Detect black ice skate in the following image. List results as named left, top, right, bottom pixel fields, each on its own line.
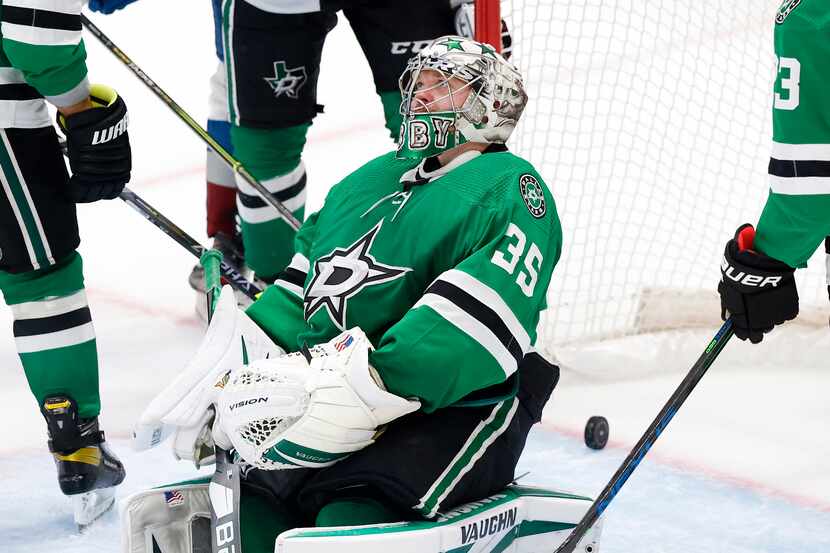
left=42, top=396, right=126, bottom=529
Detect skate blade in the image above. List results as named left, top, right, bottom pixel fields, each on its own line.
left=73, top=487, right=117, bottom=531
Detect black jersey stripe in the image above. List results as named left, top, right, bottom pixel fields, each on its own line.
left=0, top=83, right=42, bottom=101
left=13, top=307, right=92, bottom=337
left=277, top=267, right=307, bottom=287
left=427, top=279, right=524, bottom=367
left=237, top=174, right=306, bottom=209
left=769, top=158, right=830, bottom=178
left=2, top=6, right=82, bottom=31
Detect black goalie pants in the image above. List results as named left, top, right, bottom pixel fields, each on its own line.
left=243, top=352, right=559, bottom=521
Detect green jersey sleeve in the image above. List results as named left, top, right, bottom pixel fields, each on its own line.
left=369, top=171, right=562, bottom=412
left=245, top=209, right=320, bottom=351
left=1, top=0, right=89, bottom=107
left=755, top=0, right=830, bottom=267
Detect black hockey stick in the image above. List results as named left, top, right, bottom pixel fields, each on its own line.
left=81, top=14, right=302, bottom=231
left=119, top=188, right=262, bottom=301
left=57, top=139, right=262, bottom=299
left=554, top=319, right=735, bottom=553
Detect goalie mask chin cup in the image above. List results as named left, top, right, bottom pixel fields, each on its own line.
left=396, top=35, right=528, bottom=160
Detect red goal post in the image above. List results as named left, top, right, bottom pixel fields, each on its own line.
left=474, top=0, right=502, bottom=52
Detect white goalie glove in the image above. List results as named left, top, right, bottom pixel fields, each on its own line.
left=132, top=285, right=285, bottom=464
left=216, top=328, right=421, bottom=470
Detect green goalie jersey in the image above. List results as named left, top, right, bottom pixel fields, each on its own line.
left=755, top=0, right=830, bottom=267
left=247, top=148, right=562, bottom=412
left=0, top=0, right=90, bottom=128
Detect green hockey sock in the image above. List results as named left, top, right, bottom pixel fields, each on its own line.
left=315, top=496, right=406, bottom=527
left=231, top=124, right=309, bottom=278
left=240, top=490, right=302, bottom=553
left=0, top=252, right=100, bottom=418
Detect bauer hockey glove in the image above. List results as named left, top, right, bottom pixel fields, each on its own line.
left=718, top=224, right=798, bottom=343
left=57, top=84, right=131, bottom=203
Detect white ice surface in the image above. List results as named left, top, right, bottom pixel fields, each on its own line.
left=1, top=3, right=829, bottom=552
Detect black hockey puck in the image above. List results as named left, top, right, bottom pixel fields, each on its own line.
left=584, top=416, right=609, bottom=450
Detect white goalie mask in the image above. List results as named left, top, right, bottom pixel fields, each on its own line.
left=396, top=35, right=528, bottom=159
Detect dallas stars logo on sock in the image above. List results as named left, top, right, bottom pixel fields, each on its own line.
left=304, top=220, right=411, bottom=329
left=264, top=61, right=308, bottom=99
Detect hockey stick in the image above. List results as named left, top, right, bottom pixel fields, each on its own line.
left=554, top=319, right=734, bottom=553
left=119, top=188, right=262, bottom=301
left=57, top=138, right=262, bottom=299
left=200, top=252, right=245, bottom=553
left=80, top=14, right=302, bottom=231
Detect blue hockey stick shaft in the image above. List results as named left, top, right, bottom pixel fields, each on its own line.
left=555, top=319, right=734, bottom=553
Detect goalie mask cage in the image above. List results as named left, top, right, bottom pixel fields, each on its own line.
left=475, top=0, right=828, bottom=356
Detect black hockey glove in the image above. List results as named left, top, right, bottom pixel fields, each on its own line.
left=718, top=224, right=798, bottom=343
left=57, top=84, right=131, bottom=203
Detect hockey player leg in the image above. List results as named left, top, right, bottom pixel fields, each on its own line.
left=231, top=124, right=308, bottom=281
left=204, top=2, right=236, bottom=244
left=344, top=0, right=455, bottom=142
left=189, top=57, right=248, bottom=317
left=1, top=253, right=125, bottom=527
left=42, top=395, right=125, bottom=528
left=222, top=3, right=337, bottom=280
left=0, top=125, right=126, bottom=527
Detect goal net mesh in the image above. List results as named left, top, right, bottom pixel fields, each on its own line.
left=497, top=0, right=827, bottom=356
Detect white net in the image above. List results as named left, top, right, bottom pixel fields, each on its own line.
left=499, top=0, right=828, bottom=356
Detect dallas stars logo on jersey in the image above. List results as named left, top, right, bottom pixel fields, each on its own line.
left=304, top=221, right=411, bottom=329
left=776, top=0, right=801, bottom=23
left=519, top=174, right=546, bottom=218
left=264, top=61, right=308, bottom=99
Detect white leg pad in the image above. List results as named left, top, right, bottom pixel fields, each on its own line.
left=275, top=485, right=602, bottom=553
